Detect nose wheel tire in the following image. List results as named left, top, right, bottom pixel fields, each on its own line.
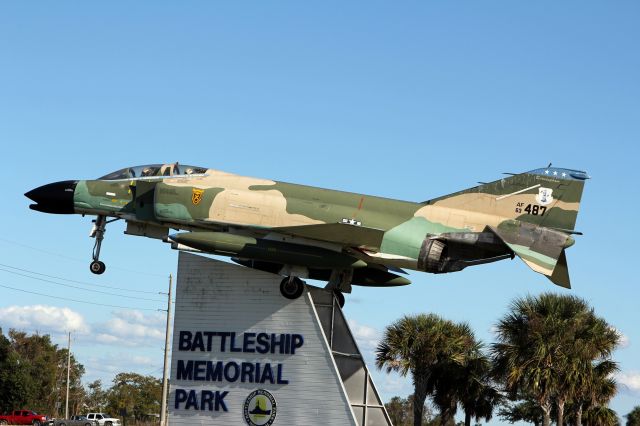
left=280, top=276, right=304, bottom=300
left=333, top=290, right=345, bottom=308
left=90, top=260, right=106, bottom=275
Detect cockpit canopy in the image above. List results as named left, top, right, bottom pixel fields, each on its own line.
left=99, top=163, right=207, bottom=180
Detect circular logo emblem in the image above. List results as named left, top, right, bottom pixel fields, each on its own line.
left=243, top=389, right=277, bottom=426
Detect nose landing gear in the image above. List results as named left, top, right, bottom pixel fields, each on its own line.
left=89, top=260, right=106, bottom=274
left=88, top=215, right=119, bottom=275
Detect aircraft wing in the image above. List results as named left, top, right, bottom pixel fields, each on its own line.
left=488, top=224, right=571, bottom=288
left=271, top=223, right=386, bottom=250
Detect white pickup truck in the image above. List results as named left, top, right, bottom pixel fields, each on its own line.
left=84, top=414, right=120, bottom=426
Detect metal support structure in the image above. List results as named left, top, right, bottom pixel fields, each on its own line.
left=308, top=287, right=392, bottom=425
left=65, top=331, right=71, bottom=420
left=329, top=295, right=335, bottom=348
left=160, top=274, right=173, bottom=426
left=168, top=253, right=390, bottom=425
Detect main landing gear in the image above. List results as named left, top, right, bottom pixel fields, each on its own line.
left=279, top=276, right=346, bottom=308
left=332, top=290, right=345, bottom=308
left=89, top=215, right=119, bottom=275
left=279, top=276, right=304, bottom=300
left=326, top=268, right=351, bottom=308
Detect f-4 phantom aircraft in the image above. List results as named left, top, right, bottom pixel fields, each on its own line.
left=25, top=163, right=587, bottom=306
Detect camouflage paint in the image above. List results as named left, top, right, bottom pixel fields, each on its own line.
left=60, top=164, right=588, bottom=287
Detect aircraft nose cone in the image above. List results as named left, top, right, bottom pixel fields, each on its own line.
left=25, top=180, right=77, bottom=214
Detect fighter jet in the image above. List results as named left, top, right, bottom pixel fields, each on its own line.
left=25, top=163, right=587, bottom=306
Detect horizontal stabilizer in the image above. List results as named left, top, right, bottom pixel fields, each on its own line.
left=548, top=249, right=570, bottom=288
left=272, top=223, right=385, bottom=250
left=489, top=225, right=571, bottom=289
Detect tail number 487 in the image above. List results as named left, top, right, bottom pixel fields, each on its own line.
left=515, top=203, right=547, bottom=216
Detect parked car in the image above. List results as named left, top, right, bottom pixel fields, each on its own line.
left=0, top=410, right=49, bottom=425
left=84, top=414, right=120, bottom=426
left=53, top=415, right=97, bottom=426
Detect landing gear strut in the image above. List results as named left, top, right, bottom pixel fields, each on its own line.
left=325, top=268, right=351, bottom=308
left=89, top=215, right=118, bottom=275
left=280, top=276, right=305, bottom=300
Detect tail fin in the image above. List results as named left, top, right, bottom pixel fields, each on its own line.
left=427, top=166, right=589, bottom=232
left=426, top=166, right=589, bottom=288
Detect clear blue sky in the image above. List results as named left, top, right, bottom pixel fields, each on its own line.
left=1, top=1, right=639, bottom=422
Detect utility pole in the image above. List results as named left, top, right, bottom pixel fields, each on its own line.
left=160, top=274, right=173, bottom=426
left=65, top=331, right=71, bottom=420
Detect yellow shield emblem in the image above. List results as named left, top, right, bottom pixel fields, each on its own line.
left=191, top=188, right=204, bottom=205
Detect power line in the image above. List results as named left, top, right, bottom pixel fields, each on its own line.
left=0, top=237, right=86, bottom=264
left=0, top=283, right=160, bottom=311
left=145, top=367, right=165, bottom=376
left=0, top=237, right=167, bottom=277
left=0, top=263, right=161, bottom=294
left=0, top=265, right=163, bottom=301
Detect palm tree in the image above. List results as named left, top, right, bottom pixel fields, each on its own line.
left=430, top=341, right=502, bottom=426
left=376, top=314, right=475, bottom=426
left=572, top=359, right=618, bottom=426
left=456, top=353, right=502, bottom=426
left=583, top=405, right=620, bottom=426
left=491, top=293, right=619, bottom=426
left=498, top=398, right=543, bottom=426
left=557, top=304, right=619, bottom=426
left=427, top=322, right=481, bottom=426
left=492, top=295, right=560, bottom=426
left=625, top=406, right=640, bottom=426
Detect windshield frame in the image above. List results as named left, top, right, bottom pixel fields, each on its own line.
left=98, top=163, right=208, bottom=181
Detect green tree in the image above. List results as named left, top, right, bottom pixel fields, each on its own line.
left=9, top=330, right=60, bottom=413
left=571, top=360, right=618, bottom=426
left=498, top=398, right=543, bottom=426
left=376, top=314, right=476, bottom=426
left=552, top=299, right=619, bottom=426
left=385, top=395, right=434, bottom=426
left=428, top=326, right=499, bottom=426
left=492, top=293, right=619, bottom=426
left=54, top=347, right=86, bottom=417
left=2, top=330, right=86, bottom=416
left=386, top=396, right=409, bottom=425
left=105, top=372, right=161, bottom=422
left=8, top=330, right=86, bottom=416
left=583, top=405, right=620, bottom=426
left=86, top=380, right=107, bottom=412
left=625, top=406, right=640, bottom=426
left=0, top=328, right=30, bottom=412
left=454, top=351, right=502, bottom=426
